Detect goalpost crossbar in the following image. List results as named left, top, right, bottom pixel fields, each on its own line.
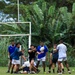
left=0, top=22, right=31, bottom=48
left=0, top=34, right=30, bottom=37
left=0, top=22, right=31, bottom=24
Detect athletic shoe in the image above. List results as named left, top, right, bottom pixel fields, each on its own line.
left=6, top=70, right=10, bottom=73
left=48, top=70, right=51, bottom=73
left=11, top=71, right=13, bottom=74
left=68, top=71, right=71, bottom=74
left=36, top=69, right=40, bottom=73
left=58, top=72, right=62, bottom=75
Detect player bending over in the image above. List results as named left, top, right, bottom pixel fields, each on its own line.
left=18, top=61, right=38, bottom=74
left=10, top=42, right=26, bottom=74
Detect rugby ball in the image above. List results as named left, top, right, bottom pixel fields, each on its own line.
left=40, top=47, right=44, bottom=51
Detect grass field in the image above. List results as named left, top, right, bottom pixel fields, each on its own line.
left=0, top=67, right=75, bottom=75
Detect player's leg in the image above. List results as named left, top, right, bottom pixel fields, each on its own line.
left=14, top=64, right=20, bottom=73
left=11, top=64, right=15, bottom=73
left=42, top=56, right=46, bottom=72
left=48, top=59, right=52, bottom=73
left=36, top=59, right=40, bottom=68
left=14, top=60, right=20, bottom=73
left=7, top=59, right=12, bottom=73
left=58, top=58, right=63, bottom=74
left=61, top=63, right=64, bottom=73
left=52, top=59, right=58, bottom=73
left=42, top=61, right=45, bottom=72
left=30, top=59, right=37, bottom=72
left=64, top=58, right=71, bottom=74
left=52, top=63, right=55, bottom=73
left=11, top=59, right=15, bottom=73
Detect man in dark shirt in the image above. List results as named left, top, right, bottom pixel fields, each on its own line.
left=28, top=45, right=36, bottom=62
left=28, top=45, right=37, bottom=72
left=48, top=44, right=58, bottom=73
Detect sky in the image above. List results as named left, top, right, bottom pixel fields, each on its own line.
left=0, top=0, right=15, bottom=22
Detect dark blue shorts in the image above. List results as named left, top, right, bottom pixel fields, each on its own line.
left=52, top=58, right=58, bottom=64
left=23, top=67, right=30, bottom=72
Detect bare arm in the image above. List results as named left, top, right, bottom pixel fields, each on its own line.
left=46, top=52, right=48, bottom=61
left=21, top=55, right=26, bottom=61
left=50, top=53, right=52, bottom=59
left=28, top=49, right=33, bottom=53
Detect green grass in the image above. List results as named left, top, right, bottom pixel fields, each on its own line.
left=0, top=67, right=75, bottom=75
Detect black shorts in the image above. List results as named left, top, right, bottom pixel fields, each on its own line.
left=52, top=58, right=58, bottom=64
left=29, top=58, right=35, bottom=62
left=23, top=67, right=30, bottom=72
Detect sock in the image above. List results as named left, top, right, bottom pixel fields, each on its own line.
left=62, top=69, right=64, bottom=72
left=53, top=69, right=55, bottom=73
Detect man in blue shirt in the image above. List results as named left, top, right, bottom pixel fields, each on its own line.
left=10, top=42, right=26, bottom=74
left=36, top=41, right=48, bottom=72
left=7, top=40, right=15, bottom=73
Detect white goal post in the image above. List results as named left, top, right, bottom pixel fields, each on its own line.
left=0, top=22, right=31, bottom=48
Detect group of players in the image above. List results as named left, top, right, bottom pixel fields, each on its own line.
left=7, top=40, right=71, bottom=74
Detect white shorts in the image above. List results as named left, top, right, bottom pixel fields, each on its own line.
left=37, top=56, right=46, bottom=61
left=58, top=57, right=67, bottom=62
left=12, top=59, right=20, bottom=65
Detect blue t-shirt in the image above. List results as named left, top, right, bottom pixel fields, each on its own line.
left=37, top=45, right=48, bottom=59
left=10, top=47, right=23, bottom=60
left=8, top=45, right=16, bottom=55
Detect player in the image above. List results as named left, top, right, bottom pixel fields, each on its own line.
left=48, top=44, right=58, bottom=73
left=57, top=40, right=71, bottom=74
left=10, top=42, right=26, bottom=74
left=28, top=45, right=36, bottom=62
left=7, top=40, right=16, bottom=73
left=18, top=61, right=37, bottom=74
left=36, top=41, right=48, bottom=72
left=28, top=45, right=37, bottom=72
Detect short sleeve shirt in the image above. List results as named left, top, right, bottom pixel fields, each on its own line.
left=10, top=47, right=23, bottom=60
left=57, top=43, right=67, bottom=58
left=37, top=45, right=48, bottom=59
left=8, top=45, right=16, bottom=55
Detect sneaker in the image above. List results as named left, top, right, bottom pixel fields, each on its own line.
left=36, top=69, right=40, bottom=73
left=11, top=71, right=13, bottom=74
left=68, top=71, right=71, bottom=74
left=58, top=72, right=62, bottom=75
left=6, top=70, right=10, bottom=73
left=48, top=70, right=51, bottom=73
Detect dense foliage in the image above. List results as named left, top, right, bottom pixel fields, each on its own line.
left=0, top=0, right=75, bottom=66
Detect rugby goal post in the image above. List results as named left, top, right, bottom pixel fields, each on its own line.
left=0, top=22, right=31, bottom=48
